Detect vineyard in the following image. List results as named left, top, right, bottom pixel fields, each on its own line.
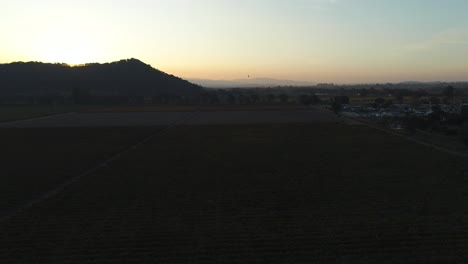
left=0, top=127, right=158, bottom=216
left=1, top=121, right=468, bottom=263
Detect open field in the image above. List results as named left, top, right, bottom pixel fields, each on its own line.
left=410, top=129, right=468, bottom=154
left=1, top=118, right=468, bottom=262
left=0, top=109, right=338, bottom=128
left=80, top=104, right=308, bottom=113
left=0, top=105, right=77, bottom=123
left=0, top=105, right=308, bottom=124
left=0, top=127, right=158, bottom=215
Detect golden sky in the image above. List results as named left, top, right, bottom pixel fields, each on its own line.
left=1, top=0, right=468, bottom=83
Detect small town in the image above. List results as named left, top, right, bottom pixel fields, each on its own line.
left=341, top=102, right=467, bottom=129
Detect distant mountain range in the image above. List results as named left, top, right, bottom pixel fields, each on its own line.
left=189, top=78, right=317, bottom=88
left=0, top=59, right=201, bottom=97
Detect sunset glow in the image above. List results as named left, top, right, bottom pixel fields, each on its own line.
left=35, top=33, right=101, bottom=65
left=1, top=0, right=468, bottom=83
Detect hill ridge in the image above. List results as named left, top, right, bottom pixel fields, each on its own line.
left=0, top=59, right=202, bottom=99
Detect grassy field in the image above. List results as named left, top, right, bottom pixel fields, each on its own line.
left=1, top=123, right=468, bottom=263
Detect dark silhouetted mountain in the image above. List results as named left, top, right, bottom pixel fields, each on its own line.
left=0, top=59, right=202, bottom=97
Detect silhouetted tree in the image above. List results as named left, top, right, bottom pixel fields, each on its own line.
left=238, top=94, right=251, bottom=104
left=332, top=101, right=343, bottom=114
left=299, top=94, right=321, bottom=106
left=299, top=95, right=313, bottom=106
left=334, top=96, right=349, bottom=105
left=374, top=98, right=385, bottom=107
left=462, top=104, right=468, bottom=120
left=227, top=94, right=236, bottom=105
left=430, top=97, right=441, bottom=105
left=461, top=120, right=468, bottom=146
left=394, top=95, right=404, bottom=103
left=413, top=89, right=429, bottom=97
left=266, top=94, right=276, bottom=103
left=279, top=93, right=289, bottom=103
left=250, top=94, right=260, bottom=104
left=72, top=87, right=92, bottom=104
left=443, top=85, right=455, bottom=98
left=359, top=88, right=368, bottom=97
left=382, top=100, right=393, bottom=109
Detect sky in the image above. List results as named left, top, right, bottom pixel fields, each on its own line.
left=1, top=0, right=468, bottom=83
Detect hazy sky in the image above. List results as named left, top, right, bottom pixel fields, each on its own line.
left=1, top=0, right=468, bottom=83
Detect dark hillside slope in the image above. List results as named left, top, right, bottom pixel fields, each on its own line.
left=0, top=59, right=201, bottom=97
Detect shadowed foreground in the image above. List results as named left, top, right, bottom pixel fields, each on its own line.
left=1, top=123, right=468, bottom=263
left=0, top=109, right=336, bottom=128
left=0, top=127, right=159, bottom=215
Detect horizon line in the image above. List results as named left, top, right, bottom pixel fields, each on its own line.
left=2, top=59, right=468, bottom=86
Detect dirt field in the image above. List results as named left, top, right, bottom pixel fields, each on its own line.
left=1, top=121, right=468, bottom=263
